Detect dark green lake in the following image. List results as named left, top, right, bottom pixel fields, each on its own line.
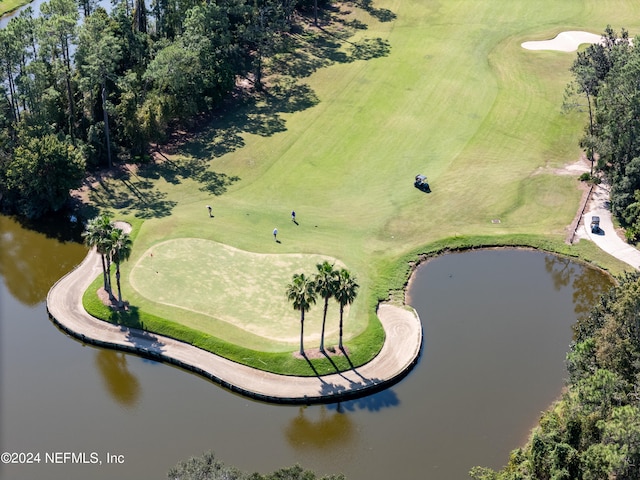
left=0, top=215, right=613, bottom=479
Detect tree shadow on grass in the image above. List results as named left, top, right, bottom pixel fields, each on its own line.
left=339, top=346, right=369, bottom=383
left=139, top=155, right=241, bottom=195
left=108, top=305, right=166, bottom=353
left=357, top=0, right=397, bottom=22
left=87, top=160, right=239, bottom=219
left=179, top=81, right=319, bottom=161
left=302, top=352, right=328, bottom=383
left=177, top=3, right=392, bottom=160
left=89, top=174, right=177, bottom=219
left=109, top=304, right=143, bottom=328
left=83, top=2, right=392, bottom=216
left=321, top=350, right=354, bottom=383
left=274, top=22, right=391, bottom=80
left=349, top=37, right=391, bottom=60
left=198, top=170, right=241, bottom=195
left=86, top=166, right=177, bottom=219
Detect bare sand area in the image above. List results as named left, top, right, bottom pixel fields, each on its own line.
left=521, top=31, right=602, bottom=52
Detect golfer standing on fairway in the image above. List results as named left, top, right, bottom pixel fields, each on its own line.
left=273, top=228, right=278, bottom=241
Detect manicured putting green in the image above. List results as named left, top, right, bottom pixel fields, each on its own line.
left=130, top=238, right=359, bottom=346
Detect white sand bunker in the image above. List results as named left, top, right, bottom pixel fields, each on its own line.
left=521, top=31, right=602, bottom=52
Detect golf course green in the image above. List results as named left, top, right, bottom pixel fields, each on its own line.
left=129, top=238, right=358, bottom=351
left=84, top=0, right=636, bottom=375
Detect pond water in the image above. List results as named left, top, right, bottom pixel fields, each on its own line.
left=0, top=0, right=116, bottom=27
left=0, top=215, right=613, bottom=480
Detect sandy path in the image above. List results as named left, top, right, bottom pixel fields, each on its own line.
left=46, top=229, right=423, bottom=403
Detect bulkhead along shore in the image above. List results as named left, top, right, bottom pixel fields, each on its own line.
left=46, top=230, right=422, bottom=404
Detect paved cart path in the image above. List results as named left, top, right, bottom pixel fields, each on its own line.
left=578, top=184, right=640, bottom=271
left=46, top=224, right=422, bottom=404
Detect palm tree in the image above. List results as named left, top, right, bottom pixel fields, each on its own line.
left=82, top=214, right=114, bottom=295
left=314, top=261, right=338, bottom=353
left=286, top=273, right=317, bottom=356
left=102, top=233, right=117, bottom=300
left=110, top=227, right=133, bottom=307
left=333, top=269, right=359, bottom=351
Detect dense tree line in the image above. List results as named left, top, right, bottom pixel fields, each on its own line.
left=0, top=0, right=300, bottom=218
left=470, top=272, right=640, bottom=480
left=168, top=450, right=345, bottom=479
left=565, top=27, right=640, bottom=242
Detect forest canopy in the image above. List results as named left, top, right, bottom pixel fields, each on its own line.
left=565, top=26, right=640, bottom=243
left=0, top=0, right=334, bottom=218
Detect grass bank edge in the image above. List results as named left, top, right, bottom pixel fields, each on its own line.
left=82, top=279, right=384, bottom=377
left=374, top=233, right=630, bottom=305
left=82, top=233, right=627, bottom=377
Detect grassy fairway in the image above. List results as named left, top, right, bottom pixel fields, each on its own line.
left=85, top=0, right=637, bottom=371
left=0, top=0, right=29, bottom=18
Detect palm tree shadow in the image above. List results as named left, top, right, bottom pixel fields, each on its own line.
left=302, top=352, right=327, bottom=383
left=339, top=346, right=368, bottom=382
left=322, top=350, right=350, bottom=381
left=104, top=305, right=167, bottom=356
left=109, top=304, right=142, bottom=327
left=124, top=328, right=166, bottom=354
left=319, top=381, right=348, bottom=397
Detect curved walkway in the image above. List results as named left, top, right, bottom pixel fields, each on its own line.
left=46, top=228, right=423, bottom=404
left=578, top=183, right=640, bottom=270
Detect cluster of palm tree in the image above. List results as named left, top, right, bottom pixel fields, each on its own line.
left=82, top=214, right=133, bottom=308
left=286, top=261, right=359, bottom=356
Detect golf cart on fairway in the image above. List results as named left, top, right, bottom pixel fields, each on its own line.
left=414, top=174, right=431, bottom=193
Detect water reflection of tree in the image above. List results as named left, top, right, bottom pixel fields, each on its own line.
left=329, top=388, right=400, bottom=412
left=0, top=215, right=86, bottom=306
left=95, top=350, right=141, bottom=408
left=543, top=254, right=613, bottom=328
left=285, top=405, right=355, bottom=451
left=544, top=254, right=576, bottom=291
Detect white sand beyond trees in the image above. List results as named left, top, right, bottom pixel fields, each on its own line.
left=521, top=31, right=602, bottom=52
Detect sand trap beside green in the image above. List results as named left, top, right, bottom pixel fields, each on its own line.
left=130, top=238, right=356, bottom=346
left=521, top=31, right=602, bottom=52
